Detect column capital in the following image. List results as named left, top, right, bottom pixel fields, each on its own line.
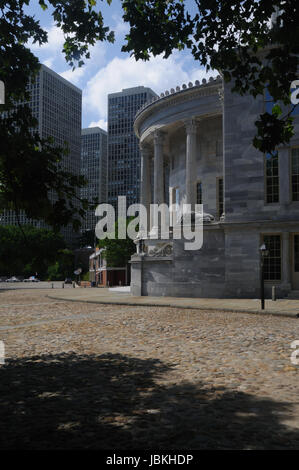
left=139, top=142, right=152, bottom=157
left=154, top=129, right=166, bottom=145
left=184, top=117, right=198, bottom=134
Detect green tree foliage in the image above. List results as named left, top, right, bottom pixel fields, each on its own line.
left=0, top=0, right=298, bottom=220
left=0, top=0, right=114, bottom=230
left=121, top=0, right=299, bottom=154
left=0, top=224, right=66, bottom=278
left=47, top=248, right=74, bottom=280
left=78, top=229, right=96, bottom=248
left=98, top=218, right=136, bottom=267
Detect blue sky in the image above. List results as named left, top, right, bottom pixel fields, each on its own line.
left=27, top=0, right=217, bottom=130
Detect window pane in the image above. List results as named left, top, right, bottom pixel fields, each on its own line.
left=265, top=101, right=274, bottom=113
left=294, top=235, right=299, bottom=272
left=291, top=148, right=299, bottom=201
left=263, top=235, right=281, bottom=281
left=265, top=88, right=273, bottom=102
left=265, top=152, right=279, bottom=203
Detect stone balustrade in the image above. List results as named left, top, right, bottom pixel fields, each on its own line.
left=134, top=75, right=222, bottom=120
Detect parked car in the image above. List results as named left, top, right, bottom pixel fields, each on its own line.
left=64, top=278, right=73, bottom=284
left=0, top=276, right=8, bottom=282
left=24, top=276, right=40, bottom=282
left=6, top=276, right=21, bottom=282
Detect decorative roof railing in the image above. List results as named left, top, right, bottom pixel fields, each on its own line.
left=135, top=75, right=222, bottom=120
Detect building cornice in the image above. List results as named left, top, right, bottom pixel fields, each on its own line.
left=134, top=76, right=223, bottom=139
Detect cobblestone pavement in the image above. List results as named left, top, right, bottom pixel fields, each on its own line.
left=0, top=289, right=298, bottom=450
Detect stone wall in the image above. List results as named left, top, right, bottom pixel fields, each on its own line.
left=223, top=80, right=299, bottom=223
left=131, top=226, right=226, bottom=298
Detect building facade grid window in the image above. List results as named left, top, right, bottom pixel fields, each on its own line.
left=81, top=128, right=107, bottom=233
left=108, top=87, right=157, bottom=214
left=0, top=64, right=82, bottom=246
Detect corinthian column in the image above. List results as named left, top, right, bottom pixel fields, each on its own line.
left=184, top=118, right=197, bottom=209
left=139, top=143, right=152, bottom=236
left=150, top=130, right=165, bottom=237
left=153, top=130, right=165, bottom=205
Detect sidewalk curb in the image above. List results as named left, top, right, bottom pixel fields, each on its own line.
left=47, top=294, right=299, bottom=319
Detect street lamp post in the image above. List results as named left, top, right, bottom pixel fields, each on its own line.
left=260, top=243, right=269, bottom=310
left=93, top=258, right=96, bottom=286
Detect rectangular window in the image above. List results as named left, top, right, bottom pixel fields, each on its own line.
left=196, top=181, right=202, bottom=205
left=294, top=235, right=299, bottom=272
left=217, top=177, right=224, bottom=218
left=265, top=152, right=279, bottom=203
left=263, top=234, right=281, bottom=281
left=291, top=148, right=299, bottom=201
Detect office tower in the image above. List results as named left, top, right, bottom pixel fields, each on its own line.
left=81, top=127, right=108, bottom=233
left=107, top=86, right=157, bottom=214
left=0, top=64, right=82, bottom=246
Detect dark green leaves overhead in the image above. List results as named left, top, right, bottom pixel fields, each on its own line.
left=120, top=0, right=299, bottom=155
left=122, top=0, right=194, bottom=59
left=1, top=0, right=299, bottom=229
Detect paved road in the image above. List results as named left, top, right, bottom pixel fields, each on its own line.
left=49, top=287, right=299, bottom=318
left=0, top=289, right=298, bottom=449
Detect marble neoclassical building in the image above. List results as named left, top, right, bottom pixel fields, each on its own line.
left=130, top=75, right=299, bottom=298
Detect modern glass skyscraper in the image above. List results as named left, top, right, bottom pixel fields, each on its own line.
left=0, top=64, right=82, bottom=246
left=108, top=86, right=157, bottom=214
left=81, top=127, right=108, bottom=233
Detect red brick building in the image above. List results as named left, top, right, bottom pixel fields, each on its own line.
left=89, top=248, right=127, bottom=287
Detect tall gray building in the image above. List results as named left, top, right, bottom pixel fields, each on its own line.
left=0, top=64, right=82, bottom=246
left=108, top=86, right=157, bottom=214
left=81, top=127, right=108, bottom=233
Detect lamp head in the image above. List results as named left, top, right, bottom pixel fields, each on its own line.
left=260, top=243, right=269, bottom=257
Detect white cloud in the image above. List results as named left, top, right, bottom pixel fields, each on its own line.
left=30, top=22, right=106, bottom=88
left=59, top=41, right=107, bottom=86
left=30, top=24, right=65, bottom=53
left=84, top=53, right=218, bottom=124
left=60, top=66, right=86, bottom=85
left=112, top=14, right=130, bottom=39
left=88, top=119, right=108, bottom=131
left=43, top=57, right=55, bottom=68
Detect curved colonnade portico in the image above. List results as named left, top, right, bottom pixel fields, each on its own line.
left=130, top=75, right=299, bottom=299
left=136, top=77, right=222, bottom=223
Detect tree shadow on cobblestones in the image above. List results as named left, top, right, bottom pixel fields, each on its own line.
left=0, top=352, right=298, bottom=449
